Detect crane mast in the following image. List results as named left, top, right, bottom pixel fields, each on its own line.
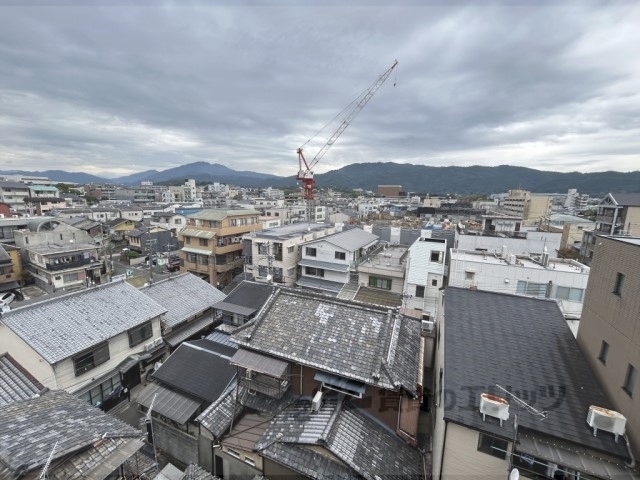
left=297, top=60, right=398, bottom=201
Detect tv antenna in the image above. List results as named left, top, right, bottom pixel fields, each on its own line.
left=39, top=441, right=58, bottom=479
left=495, top=384, right=548, bottom=419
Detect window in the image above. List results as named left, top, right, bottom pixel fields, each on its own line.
left=598, top=341, right=609, bottom=365
left=73, top=343, right=110, bottom=376
left=465, top=271, right=475, bottom=281
left=623, top=364, right=637, bottom=397
left=197, top=255, right=209, bottom=265
left=186, top=253, right=197, bottom=263
left=555, top=286, right=584, bottom=302
left=287, top=246, right=294, bottom=254
left=244, top=457, right=256, bottom=467
left=516, top=280, right=546, bottom=298
left=63, top=272, right=80, bottom=283
left=430, top=251, right=442, bottom=263
left=128, top=321, right=153, bottom=347
left=199, top=238, right=208, bottom=247
left=432, top=279, right=438, bottom=287
left=614, top=272, right=625, bottom=296
left=259, top=243, right=269, bottom=255
left=305, top=266, right=324, bottom=277
left=305, top=247, right=317, bottom=257
left=415, top=285, right=425, bottom=298
left=175, top=219, right=182, bottom=225
left=185, top=237, right=191, bottom=244
left=335, top=251, right=346, bottom=260
left=226, top=448, right=241, bottom=459
left=78, top=374, right=121, bottom=407
left=478, top=433, right=508, bottom=459
left=369, top=276, right=392, bottom=290
left=259, top=266, right=269, bottom=277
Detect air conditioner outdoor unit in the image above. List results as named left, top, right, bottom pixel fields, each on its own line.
left=245, top=369, right=253, bottom=380
left=479, top=393, right=510, bottom=426
left=153, top=338, right=163, bottom=347
left=144, top=341, right=155, bottom=352
left=587, top=405, right=627, bottom=442
left=421, top=320, right=435, bottom=332
left=312, top=391, right=323, bottom=412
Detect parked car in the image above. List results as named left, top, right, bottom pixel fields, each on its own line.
left=0, top=292, right=15, bottom=307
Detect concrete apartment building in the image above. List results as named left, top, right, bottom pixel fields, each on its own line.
left=179, top=209, right=262, bottom=287
left=500, top=189, right=553, bottom=225
left=0, top=181, right=30, bottom=215
left=243, top=222, right=335, bottom=287
left=577, top=236, right=640, bottom=457
left=403, top=237, right=447, bottom=319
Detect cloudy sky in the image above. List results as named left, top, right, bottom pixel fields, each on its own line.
left=1, top=3, right=639, bottom=178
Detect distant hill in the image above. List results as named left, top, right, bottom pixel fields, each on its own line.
left=2, top=162, right=638, bottom=195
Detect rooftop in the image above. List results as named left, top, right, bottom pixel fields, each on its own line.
left=358, top=245, right=408, bottom=273
left=249, top=222, right=333, bottom=240
left=609, top=192, right=640, bottom=206
left=443, top=287, right=630, bottom=459
left=305, top=227, right=379, bottom=251
left=1, top=280, right=167, bottom=363
left=188, top=208, right=260, bottom=221
left=450, top=248, right=590, bottom=273
left=232, top=288, right=421, bottom=395
left=25, top=242, right=98, bottom=255
left=213, top=280, right=275, bottom=317
left=141, top=273, right=226, bottom=328
left=0, top=353, right=45, bottom=405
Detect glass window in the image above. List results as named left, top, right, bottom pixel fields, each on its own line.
left=598, top=341, right=609, bottom=365
left=555, top=286, right=584, bottom=302
left=369, top=277, right=391, bottom=290
left=465, top=271, right=475, bottom=281
left=185, top=237, right=191, bottom=244
left=415, top=285, right=425, bottom=298
left=63, top=272, right=80, bottom=283
left=477, top=433, right=508, bottom=459
left=259, top=266, right=269, bottom=277
left=614, top=272, right=625, bottom=296
left=186, top=253, right=197, bottom=263
left=199, top=238, right=208, bottom=247
left=305, top=266, right=324, bottom=277
left=287, top=246, right=295, bottom=253
left=305, top=247, right=317, bottom=257
left=623, top=364, right=637, bottom=397
left=128, top=321, right=153, bottom=347
left=432, top=279, right=438, bottom=286
left=259, top=244, right=269, bottom=255
left=335, top=251, right=346, bottom=260
left=516, top=281, right=546, bottom=298
left=430, top=251, right=443, bottom=263
left=73, top=343, right=110, bottom=376
left=198, top=255, right=209, bottom=265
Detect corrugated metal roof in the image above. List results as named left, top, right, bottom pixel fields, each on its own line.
left=298, top=259, right=350, bottom=272
left=2, top=281, right=167, bottom=364
left=181, top=228, right=216, bottom=239
left=164, top=316, right=214, bottom=347
left=137, top=383, right=201, bottom=425
left=188, top=209, right=260, bottom=221
left=230, top=349, right=288, bottom=377
left=296, top=277, right=344, bottom=293
left=212, top=301, right=256, bottom=316
left=181, top=247, right=212, bottom=255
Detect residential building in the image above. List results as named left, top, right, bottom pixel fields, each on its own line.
left=0, top=352, right=45, bottom=405
left=0, top=281, right=167, bottom=407
left=297, top=227, right=379, bottom=295
left=141, top=273, right=226, bottom=349
left=107, top=217, right=139, bottom=242
left=500, top=189, right=553, bottom=224
left=432, top=287, right=638, bottom=479
left=479, top=214, right=523, bottom=235
left=179, top=209, right=262, bottom=287
left=0, top=390, right=144, bottom=479
left=197, top=288, right=425, bottom=479
left=0, top=181, right=30, bottom=214
left=378, top=184, right=402, bottom=197
left=0, top=244, right=22, bottom=295
left=212, top=280, right=274, bottom=327
left=403, top=237, right=447, bottom=319
left=0, top=216, right=62, bottom=245
left=593, top=193, right=640, bottom=236
left=54, top=206, right=121, bottom=221
left=119, top=205, right=145, bottom=221
left=262, top=205, right=307, bottom=224
left=113, top=187, right=156, bottom=203
left=151, top=212, right=188, bottom=235
left=352, top=244, right=408, bottom=307
left=32, top=196, right=68, bottom=215
left=577, top=236, right=640, bottom=457
left=125, top=225, right=177, bottom=255
left=28, top=184, right=59, bottom=198
left=456, top=228, right=562, bottom=256
left=137, top=339, right=236, bottom=468
left=449, top=247, right=590, bottom=322
left=244, top=222, right=335, bottom=286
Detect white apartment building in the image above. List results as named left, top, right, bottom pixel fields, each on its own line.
left=403, top=237, right=447, bottom=319
left=449, top=247, right=590, bottom=322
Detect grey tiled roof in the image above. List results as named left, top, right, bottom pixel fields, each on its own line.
left=0, top=353, right=45, bottom=405
left=188, top=209, right=260, bottom=221
left=181, top=464, right=220, bottom=480
left=261, top=443, right=358, bottom=479
left=325, top=403, right=423, bottom=480
left=306, top=228, right=378, bottom=251
left=196, top=380, right=243, bottom=438
left=0, top=390, right=140, bottom=478
left=1, top=281, right=167, bottom=363
left=141, top=272, right=226, bottom=328
left=443, top=287, right=629, bottom=459
left=233, top=289, right=421, bottom=395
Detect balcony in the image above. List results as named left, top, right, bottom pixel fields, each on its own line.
left=238, top=369, right=290, bottom=399
left=45, top=257, right=96, bottom=271
left=215, top=258, right=244, bottom=273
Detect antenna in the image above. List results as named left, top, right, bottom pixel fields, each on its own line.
left=145, top=393, right=159, bottom=474
left=495, top=384, right=547, bottom=419
left=39, top=441, right=58, bottom=479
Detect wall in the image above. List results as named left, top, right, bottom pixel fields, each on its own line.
left=621, top=206, right=640, bottom=236
left=153, top=419, right=198, bottom=466
left=219, top=448, right=262, bottom=479
left=0, top=325, right=56, bottom=388
left=455, top=231, right=562, bottom=256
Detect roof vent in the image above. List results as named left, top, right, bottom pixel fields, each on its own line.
left=480, top=393, right=510, bottom=426
left=587, top=406, right=626, bottom=442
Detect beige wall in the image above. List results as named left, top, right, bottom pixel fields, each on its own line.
left=577, top=237, right=640, bottom=456
left=441, top=423, right=511, bottom=478
left=0, top=325, right=56, bottom=388
left=621, top=206, right=640, bottom=236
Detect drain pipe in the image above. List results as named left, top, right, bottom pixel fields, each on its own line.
left=624, top=434, right=636, bottom=469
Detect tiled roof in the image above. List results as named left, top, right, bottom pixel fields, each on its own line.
left=196, top=380, right=243, bottom=438
left=260, top=443, right=357, bottom=479
left=0, top=390, right=140, bottom=478
left=141, top=273, right=225, bottom=328
left=181, top=464, right=220, bottom=480
left=443, top=287, right=630, bottom=459
left=152, top=341, right=236, bottom=403
left=353, top=287, right=403, bottom=308
left=306, top=228, right=378, bottom=251
left=1, top=281, right=167, bottom=363
left=233, top=289, right=421, bottom=394
left=0, top=353, right=44, bottom=405
left=223, top=413, right=270, bottom=452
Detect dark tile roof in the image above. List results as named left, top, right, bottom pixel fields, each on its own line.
left=353, top=286, right=403, bottom=308
left=197, top=380, right=243, bottom=438
left=215, top=280, right=274, bottom=314
left=0, top=353, right=45, bottom=405
left=152, top=341, right=236, bottom=403
left=0, top=390, right=140, bottom=478
left=443, top=287, right=629, bottom=459
left=181, top=464, right=220, bottom=480
left=261, top=443, right=358, bottom=479
left=233, top=288, right=421, bottom=395
left=610, top=192, right=640, bottom=206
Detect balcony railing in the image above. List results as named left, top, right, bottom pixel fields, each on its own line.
left=45, top=258, right=96, bottom=271
left=238, top=370, right=290, bottom=399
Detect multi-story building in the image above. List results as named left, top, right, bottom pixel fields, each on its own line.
left=449, top=247, right=590, bottom=323
left=577, top=236, right=640, bottom=457
left=179, top=209, right=262, bottom=287
left=113, top=187, right=156, bottom=203
left=244, top=223, right=335, bottom=287
left=262, top=205, right=307, bottom=224
left=403, top=237, right=447, bottom=319
left=0, top=244, right=22, bottom=295
left=28, top=184, right=59, bottom=198
left=355, top=244, right=408, bottom=307
left=0, top=181, right=30, bottom=215
left=500, top=189, right=553, bottom=224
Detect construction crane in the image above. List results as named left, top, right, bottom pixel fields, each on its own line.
left=296, top=60, right=398, bottom=201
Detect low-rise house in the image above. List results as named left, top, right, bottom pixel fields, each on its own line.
left=106, top=217, right=139, bottom=242
left=402, top=237, right=447, bottom=319
left=125, top=225, right=177, bottom=254
left=449, top=247, right=590, bottom=322
left=244, top=222, right=335, bottom=286
left=0, top=390, right=145, bottom=479
left=141, top=272, right=227, bottom=349
left=0, top=244, right=22, bottom=295
left=0, top=281, right=167, bottom=409
left=431, top=287, right=638, bottom=479
left=351, top=243, right=408, bottom=307
left=212, top=280, right=274, bottom=327
left=0, top=181, right=30, bottom=215
left=297, top=227, right=379, bottom=295
left=137, top=339, right=236, bottom=468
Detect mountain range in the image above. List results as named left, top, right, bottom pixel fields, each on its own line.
left=2, top=162, right=639, bottom=195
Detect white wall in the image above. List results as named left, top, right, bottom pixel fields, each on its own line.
left=456, top=232, right=561, bottom=256
left=0, top=325, right=56, bottom=388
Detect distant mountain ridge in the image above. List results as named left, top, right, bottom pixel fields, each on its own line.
left=1, top=162, right=638, bottom=195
